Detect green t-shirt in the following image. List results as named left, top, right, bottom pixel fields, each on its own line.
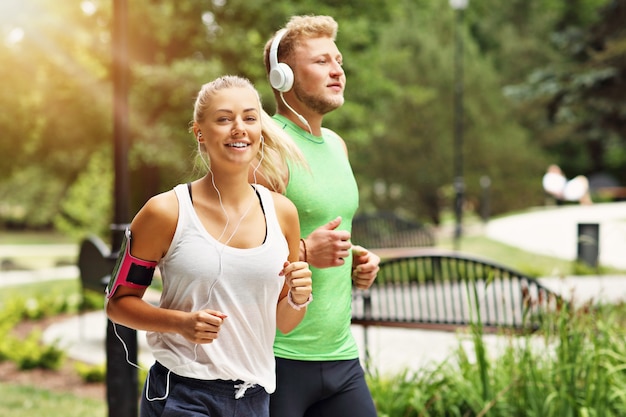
left=272, top=114, right=360, bottom=361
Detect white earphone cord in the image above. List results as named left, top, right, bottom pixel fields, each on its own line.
left=111, top=320, right=199, bottom=402
left=280, top=92, right=313, bottom=135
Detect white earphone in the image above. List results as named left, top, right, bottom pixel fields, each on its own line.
left=269, top=28, right=312, bottom=134
left=269, top=29, right=294, bottom=93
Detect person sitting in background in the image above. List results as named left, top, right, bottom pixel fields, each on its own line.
left=542, top=164, right=593, bottom=205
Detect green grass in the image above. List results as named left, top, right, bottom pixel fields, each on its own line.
left=0, top=384, right=105, bottom=417
left=436, top=213, right=626, bottom=276
left=441, top=234, right=583, bottom=277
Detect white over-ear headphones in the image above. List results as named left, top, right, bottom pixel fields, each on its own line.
left=269, top=29, right=294, bottom=93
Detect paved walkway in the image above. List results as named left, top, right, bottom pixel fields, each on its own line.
left=4, top=202, right=626, bottom=374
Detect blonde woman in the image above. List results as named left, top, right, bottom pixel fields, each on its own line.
left=106, top=75, right=312, bottom=417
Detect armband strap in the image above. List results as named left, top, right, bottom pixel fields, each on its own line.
left=106, top=228, right=158, bottom=299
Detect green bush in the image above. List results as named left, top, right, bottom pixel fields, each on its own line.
left=1, top=292, right=82, bottom=321
left=75, top=362, right=106, bottom=383
left=1, top=329, right=65, bottom=371
left=367, top=302, right=626, bottom=416
left=81, top=289, right=105, bottom=312
left=12, top=332, right=65, bottom=371
left=0, top=289, right=105, bottom=382
left=74, top=362, right=149, bottom=392
left=0, top=300, right=23, bottom=334
left=0, top=297, right=66, bottom=370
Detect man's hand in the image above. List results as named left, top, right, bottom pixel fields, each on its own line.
left=351, top=245, right=380, bottom=290
left=304, top=216, right=352, bottom=268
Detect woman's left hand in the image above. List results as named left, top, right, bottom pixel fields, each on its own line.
left=281, top=261, right=312, bottom=305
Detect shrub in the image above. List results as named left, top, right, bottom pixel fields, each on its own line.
left=367, top=300, right=626, bottom=416
left=75, top=362, right=106, bottom=383
left=0, top=297, right=66, bottom=370
left=4, top=330, right=65, bottom=371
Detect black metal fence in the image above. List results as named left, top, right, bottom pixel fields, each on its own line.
left=352, top=249, right=562, bottom=334
left=351, top=212, right=435, bottom=249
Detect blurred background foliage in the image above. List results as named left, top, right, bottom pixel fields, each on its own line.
left=0, top=0, right=624, bottom=239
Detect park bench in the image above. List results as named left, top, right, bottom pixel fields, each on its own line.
left=351, top=212, right=435, bottom=249
left=78, top=235, right=114, bottom=295
left=351, top=248, right=562, bottom=352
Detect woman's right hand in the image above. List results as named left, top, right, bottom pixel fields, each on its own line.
left=180, top=310, right=227, bottom=344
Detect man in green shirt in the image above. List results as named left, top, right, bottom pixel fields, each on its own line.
left=257, top=14, right=380, bottom=417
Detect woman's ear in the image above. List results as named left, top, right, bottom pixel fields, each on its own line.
left=192, top=123, right=202, bottom=142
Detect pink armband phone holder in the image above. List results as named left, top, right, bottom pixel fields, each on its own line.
left=105, top=228, right=157, bottom=299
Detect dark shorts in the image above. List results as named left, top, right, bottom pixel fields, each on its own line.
left=140, top=361, right=269, bottom=417
left=270, top=357, right=377, bottom=417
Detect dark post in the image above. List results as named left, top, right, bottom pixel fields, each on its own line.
left=480, top=175, right=491, bottom=223
left=577, top=223, right=600, bottom=268
left=450, top=0, right=467, bottom=250
left=109, top=0, right=138, bottom=416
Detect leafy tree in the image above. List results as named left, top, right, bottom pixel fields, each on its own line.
left=0, top=0, right=223, bottom=227
left=0, top=0, right=621, bottom=232
left=0, top=0, right=111, bottom=228
left=503, top=0, right=623, bottom=184
left=53, top=146, right=113, bottom=239
left=347, top=0, right=547, bottom=224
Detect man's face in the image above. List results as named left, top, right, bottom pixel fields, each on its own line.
left=290, top=36, right=345, bottom=115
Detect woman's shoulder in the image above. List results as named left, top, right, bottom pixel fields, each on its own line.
left=133, top=189, right=179, bottom=230
left=146, top=189, right=178, bottom=215
left=128, top=189, right=179, bottom=260
left=265, top=187, right=299, bottom=238
left=261, top=185, right=297, bottom=217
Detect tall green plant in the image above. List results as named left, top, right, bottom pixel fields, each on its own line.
left=367, top=296, right=626, bottom=416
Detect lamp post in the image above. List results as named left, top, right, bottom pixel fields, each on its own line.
left=449, top=0, right=468, bottom=250
left=109, top=0, right=138, bottom=416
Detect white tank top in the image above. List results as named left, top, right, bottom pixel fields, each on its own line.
left=146, top=183, right=287, bottom=393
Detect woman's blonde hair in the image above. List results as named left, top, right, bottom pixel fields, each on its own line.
left=192, top=75, right=305, bottom=193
